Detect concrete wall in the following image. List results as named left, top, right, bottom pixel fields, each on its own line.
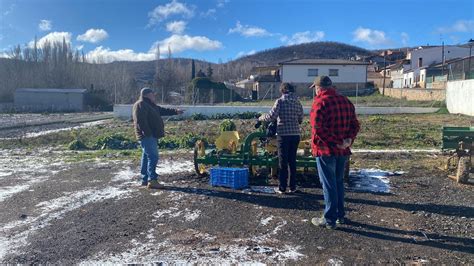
left=281, top=64, right=367, bottom=83
left=380, top=87, right=445, bottom=101
left=114, top=104, right=438, bottom=120
left=14, top=92, right=84, bottom=112
left=446, top=79, right=474, bottom=116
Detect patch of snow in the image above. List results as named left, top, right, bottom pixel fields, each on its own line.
left=158, top=159, right=194, bottom=175
left=260, top=216, right=274, bottom=226
left=183, top=209, right=201, bottom=222
left=0, top=176, right=49, bottom=202
left=110, top=167, right=136, bottom=182
left=328, top=258, right=344, bottom=265
left=0, top=166, right=138, bottom=260
left=0, top=120, right=108, bottom=140
left=348, top=168, right=404, bottom=193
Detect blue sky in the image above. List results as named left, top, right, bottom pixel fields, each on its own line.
left=0, top=0, right=473, bottom=63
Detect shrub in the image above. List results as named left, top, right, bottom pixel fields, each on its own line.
left=93, top=133, right=138, bottom=150
left=67, top=139, right=88, bottom=150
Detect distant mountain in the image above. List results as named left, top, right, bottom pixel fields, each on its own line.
left=229, top=41, right=376, bottom=66
left=120, top=41, right=377, bottom=83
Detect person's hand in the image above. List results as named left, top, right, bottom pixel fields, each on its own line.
left=176, top=109, right=184, bottom=115
left=337, top=138, right=352, bottom=149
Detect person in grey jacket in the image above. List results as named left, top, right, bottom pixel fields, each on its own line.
left=259, top=83, right=304, bottom=194
left=133, top=87, right=183, bottom=189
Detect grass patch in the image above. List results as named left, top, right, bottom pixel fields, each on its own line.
left=0, top=113, right=471, bottom=151
left=223, top=91, right=445, bottom=108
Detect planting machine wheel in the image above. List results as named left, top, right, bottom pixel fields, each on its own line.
left=194, top=140, right=208, bottom=177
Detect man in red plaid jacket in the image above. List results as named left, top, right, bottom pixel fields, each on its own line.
left=309, top=76, right=360, bottom=229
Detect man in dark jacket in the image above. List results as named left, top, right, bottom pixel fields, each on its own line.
left=133, top=87, right=183, bottom=189
left=309, top=76, right=360, bottom=229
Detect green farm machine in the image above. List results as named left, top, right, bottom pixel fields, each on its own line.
left=442, top=126, right=474, bottom=183
left=193, top=122, right=350, bottom=181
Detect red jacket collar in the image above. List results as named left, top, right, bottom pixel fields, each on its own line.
left=316, top=87, right=337, bottom=97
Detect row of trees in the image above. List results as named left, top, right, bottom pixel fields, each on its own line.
left=1, top=39, right=370, bottom=105
left=0, top=38, right=136, bottom=104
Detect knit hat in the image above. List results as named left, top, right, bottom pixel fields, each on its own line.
left=310, top=76, right=332, bottom=89
left=140, top=87, right=154, bottom=97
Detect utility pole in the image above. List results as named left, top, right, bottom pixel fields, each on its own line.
left=441, top=41, right=445, bottom=77
left=382, top=50, right=387, bottom=95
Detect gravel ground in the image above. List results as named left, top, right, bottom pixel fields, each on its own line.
left=0, top=148, right=473, bottom=264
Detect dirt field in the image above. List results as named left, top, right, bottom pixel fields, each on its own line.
left=0, top=147, right=473, bottom=264
left=0, top=113, right=473, bottom=264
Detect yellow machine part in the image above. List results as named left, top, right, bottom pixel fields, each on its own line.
left=265, top=138, right=278, bottom=153
left=215, top=131, right=240, bottom=152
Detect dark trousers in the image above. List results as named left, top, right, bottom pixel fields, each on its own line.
left=277, top=135, right=300, bottom=191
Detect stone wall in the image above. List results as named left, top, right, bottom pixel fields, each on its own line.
left=380, top=87, right=445, bottom=101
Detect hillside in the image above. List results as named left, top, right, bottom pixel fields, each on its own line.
left=123, top=41, right=377, bottom=83
left=230, top=41, right=375, bottom=65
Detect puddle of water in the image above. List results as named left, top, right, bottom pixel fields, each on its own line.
left=348, top=168, right=404, bottom=193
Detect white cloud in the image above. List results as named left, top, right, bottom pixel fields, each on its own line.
left=166, top=21, right=186, bottom=34
left=437, top=20, right=474, bottom=33
left=282, top=31, right=325, bottom=45
left=148, top=0, right=194, bottom=26
left=201, top=8, right=216, bottom=18
left=217, top=0, right=230, bottom=8
left=236, top=49, right=256, bottom=58
left=84, top=33, right=222, bottom=63
left=76, top=45, right=84, bottom=50
left=228, top=21, right=272, bottom=37
left=401, top=32, right=409, bottom=46
left=28, top=32, right=72, bottom=48
left=38, top=20, right=52, bottom=31
left=77, top=29, right=109, bottom=43
left=352, top=27, right=390, bottom=46
left=86, top=46, right=155, bottom=63
left=151, top=34, right=222, bottom=54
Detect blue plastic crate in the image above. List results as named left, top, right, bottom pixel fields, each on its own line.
left=210, top=167, right=249, bottom=189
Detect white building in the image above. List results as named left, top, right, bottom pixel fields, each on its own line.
left=280, top=59, right=369, bottom=84
left=389, top=60, right=411, bottom=88
left=279, top=59, right=369, bottom=96
left=404, top=46, right=470, bottom=88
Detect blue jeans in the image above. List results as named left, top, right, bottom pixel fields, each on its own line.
left=139, top=137, right=159, bottom=183
left=316, top=155, right=348, bottom=225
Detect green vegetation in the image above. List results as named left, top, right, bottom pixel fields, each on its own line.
left=92, top=133, right=137, bottom=150
left=219, top=119, right=236, bottom=132
left=1, top=113, right=471, bottom=156
left=181, top=111, right=260, bottom=121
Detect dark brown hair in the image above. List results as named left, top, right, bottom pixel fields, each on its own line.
left=280, top=82, right=295, bottom=94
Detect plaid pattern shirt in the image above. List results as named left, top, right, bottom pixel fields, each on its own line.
left=310, top=87, right=360, bottom=156
left=260, top=92, right=304, bottom=136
